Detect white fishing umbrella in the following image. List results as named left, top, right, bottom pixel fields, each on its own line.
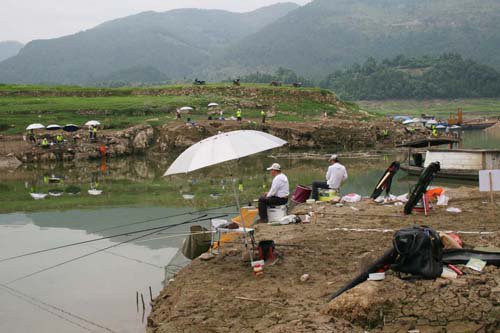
left=164, top=130, right=287, bottom=262
left=85, top=120, right=101, bottom=127
left=425, top=119, right=438, bottom=128
left=164, top=130, right=287, bottom=176
left=208, top=103, right=219, bottom=107
left=46, top=124, right=62, bottom=131
left=179, top=106, right=193, bottom=112
left=26, top=123, right=45, bottom=130
left=402, top=119, right=415, bottom=125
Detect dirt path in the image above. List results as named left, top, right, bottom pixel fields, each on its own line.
left=148, top=187, right=499, bottom=332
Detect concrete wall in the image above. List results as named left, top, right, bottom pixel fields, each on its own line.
left=424, top=151, right=483, bottom=170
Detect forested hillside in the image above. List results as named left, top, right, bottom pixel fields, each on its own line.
left=3, top=0, right=500, bottom=86
left=0, top=3, right=298, bottom=85
left=320, top=53, right=500, bottom=100
left=216, top=0, right=500, bottom=78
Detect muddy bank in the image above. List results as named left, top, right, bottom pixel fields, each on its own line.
left=0, top=119, right=418, bottom=165
left=0, top=124, right=155, bottom=165
left=156, top=118, right=411, bottom=151
left=147, top=188, right=499, bottom=332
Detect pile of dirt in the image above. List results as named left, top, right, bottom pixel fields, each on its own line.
left=147, top=187, right=499, bottom=332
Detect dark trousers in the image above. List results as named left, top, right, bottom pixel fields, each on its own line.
left=258, top=196, right=288, bottom=221
left=311, top=181, right=330, bottom=200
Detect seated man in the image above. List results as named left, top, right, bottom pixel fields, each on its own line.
left=258, top=163, right=289, bottom=223
left=311, top=154, right=348, bottom=200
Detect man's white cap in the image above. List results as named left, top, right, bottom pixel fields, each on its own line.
left=329, top=154, right=338, bottom=161
left=266, top=163, right=281, bottom=171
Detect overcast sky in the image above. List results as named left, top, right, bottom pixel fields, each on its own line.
left=2, top=0, right=312, bottom=43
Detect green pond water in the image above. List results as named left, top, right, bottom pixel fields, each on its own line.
left=0, top=128, right=498, bottom=332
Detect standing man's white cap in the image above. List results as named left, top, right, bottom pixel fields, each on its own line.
left=329, top=154, right=338, bottom=161
left=266, top=163, right=281, bottom=171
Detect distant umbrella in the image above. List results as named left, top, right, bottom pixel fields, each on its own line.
left=208, top=103, right=219, bottom=107
left=85, top=120, right=101, bottom=127
left=26, top=123, right=45, bottom=130
left=48, top=189, right=64, bottom=197
left=425, top=120, right=438, bottom=128
left=30, top=193, right=47, bottom=200
left=46, top=124, right=62, bottom=131
left=63, top=124, right=79, bottom=132
left=180, top=106, right=193, bottom=111
left=88, top=189, right=103, bottom=196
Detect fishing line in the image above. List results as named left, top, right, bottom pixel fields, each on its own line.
left=84, top=244, right=164, bottom=269
left=0, top=283, right=117, bottom=333
left=90, top=204, right=235, bottom=234
left=6, top=215, right=225, bottom=284
left=0, top=213, right=217, bottom=263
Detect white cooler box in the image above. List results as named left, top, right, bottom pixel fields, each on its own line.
left=267, top=205, right=288, bottom=222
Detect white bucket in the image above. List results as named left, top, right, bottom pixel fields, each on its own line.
left=267, top=205, right=287, bottom=222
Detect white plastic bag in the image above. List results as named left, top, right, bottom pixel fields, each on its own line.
left=278, top=215, right=300, bottom=225
left=437, top=194, right=449, bottom=206
left=341, top=193, right=361, bottom=203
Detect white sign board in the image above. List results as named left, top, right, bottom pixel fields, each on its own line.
left=479, top=170, right=500, bottom=192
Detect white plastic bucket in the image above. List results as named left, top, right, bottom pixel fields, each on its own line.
left=267, top=205, right=287, bottom=222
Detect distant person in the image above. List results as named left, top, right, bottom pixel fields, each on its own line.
left=258, top=163, right=289, bottom=223
left=92, top=126, right=98, bottom=141
left=176, top=109, right=181, bottom=119
left=219, top=110, right=225, bottom=120
left=89, top=126, right=94, bottom=140
left=28, top=129, right=36, bottom=144
left=56, top=134, right=64, bottom=144
left=41, top=137, right=49, bottom=149
left=236, top=109, right=242, bottom=122
left=311, top=154, right=348, bottom=200
left=431, top=125, right=438, bottom=137
left=261, top=110, right=266, bottom=124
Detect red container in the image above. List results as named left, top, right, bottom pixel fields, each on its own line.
left=292, top=185, right=312, bottom=204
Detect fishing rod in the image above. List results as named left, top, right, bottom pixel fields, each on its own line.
left=0, top=283, right=117, bottom=333
left=89, top=204, right=236, bottom=234
left=6, top=214, right=226, bottom=284
left=0, top=213, right=215, bottom=263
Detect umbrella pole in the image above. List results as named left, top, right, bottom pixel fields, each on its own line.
left=229, top=167, right=254, bottom=264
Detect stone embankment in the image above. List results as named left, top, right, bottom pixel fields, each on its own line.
left=0, top=119, right=417, bottom=167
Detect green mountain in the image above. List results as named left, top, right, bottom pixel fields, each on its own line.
left=0, top=41, right=23, bottom=62
left=0, top=3, right=299, bottom=85
left=3, top=0, right=500, bottom=85
left=215, top=0, right=500, bottom=78
left=321, top=53, right=500, bottom=99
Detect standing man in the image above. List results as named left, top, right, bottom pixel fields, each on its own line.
left=311, top=154, right=348, bottom=200
left=92, top=126, right=98, bottom=141
left=236, top=109, right=242, bottom=122
left=260, top=110, right=266, bottom=124
left=258, top=163, right=289, bottom=223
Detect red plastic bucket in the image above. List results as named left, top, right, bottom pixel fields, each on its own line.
left=292, top=185, right=312, bottom=204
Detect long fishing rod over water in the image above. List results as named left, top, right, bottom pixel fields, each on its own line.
left=0, top=211, right=221, bottom=263
left=89, top=203, right=236, bottom=234
left=6, top=214, right=225, bottom=284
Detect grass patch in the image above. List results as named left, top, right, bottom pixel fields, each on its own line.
left=358, top=98, right=500, bottom=120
